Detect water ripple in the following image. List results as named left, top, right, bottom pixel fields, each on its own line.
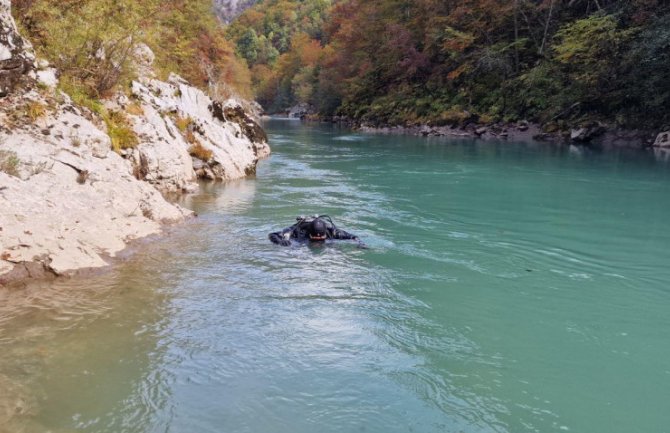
left=2, top=121, right=670, bottom=433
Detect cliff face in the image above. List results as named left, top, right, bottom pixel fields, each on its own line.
left=213, top=0, right=257, bottom=23
left=0, top=5, right=270, bottom=285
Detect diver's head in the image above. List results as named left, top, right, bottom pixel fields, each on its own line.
left=308, top=218, right=328, bottom=241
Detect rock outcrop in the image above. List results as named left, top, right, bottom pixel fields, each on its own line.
left=0, top=8, right=270, bottom=285
left=288, top=102, right=314, bottom=119
left=0, top=90, right=194, bottom=283
left=570, top=122, right=606, bottom=143
left=0, top=0, right=34, bottom=97
left=126, top=70, right=269, bottom=190
left=653, top=131, right=670, bottom=147
left=213, top=0, right=258, bottom=23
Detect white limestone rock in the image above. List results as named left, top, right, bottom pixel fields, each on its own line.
left=653, top=131, right=670, bottom=148
left=129, top=71, right=270, bottom=184
left=0, top=30, right=269, bottom=285
left=36, top=67, right=58, bottom=88
left=0, top=94, right=193, bottom=282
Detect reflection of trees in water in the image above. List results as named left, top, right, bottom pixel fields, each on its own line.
left=0, top=238, right=182, bottom=433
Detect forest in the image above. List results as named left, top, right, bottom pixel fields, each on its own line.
left=228, top=0, right=670, bottom=130
left=10, top=0, right=670, bottom=132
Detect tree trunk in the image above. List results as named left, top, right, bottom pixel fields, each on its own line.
left=514, top=0, right=520, bottom=73
left=539, top=0, right=555, bottom=56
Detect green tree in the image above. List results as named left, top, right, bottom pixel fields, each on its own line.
left=237, top=28, right=260, bottom=64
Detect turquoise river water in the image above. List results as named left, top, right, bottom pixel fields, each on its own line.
left=1, top=119, right=670, bottom=433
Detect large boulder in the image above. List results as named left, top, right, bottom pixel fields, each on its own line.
left=0, top=0, right=34, bottom=96
left=653, top=131, right=670, bottom=147
left=288, top=102, right=314, bottom=119
left=570, top=122, right=606, bottom=143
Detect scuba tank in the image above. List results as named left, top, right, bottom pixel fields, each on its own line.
left=293, top=214, right=338, bottom=239
left=295, top=214, right=337, bottom=230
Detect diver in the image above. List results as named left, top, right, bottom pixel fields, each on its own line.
left=269, top=215, right=365, bottom=247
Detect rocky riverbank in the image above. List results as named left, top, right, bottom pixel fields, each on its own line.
left=358, top=121, right=670, bottom=149
left=282, top=98, right=669, bottom=149
left=315, top=114, right=669, bottom=150
left=0, top=1, right=269, bottom=286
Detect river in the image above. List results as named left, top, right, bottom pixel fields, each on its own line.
left=1, top=119, right=670, bottom=433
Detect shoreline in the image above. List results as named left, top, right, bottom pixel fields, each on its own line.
left=284, top=110, right=667, bottom=149
left=357, top=122, right=660, bottom=149
left=0, top=215, right=200, bottom=289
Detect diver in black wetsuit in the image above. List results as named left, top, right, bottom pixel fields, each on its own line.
left=269, top=215, right=363, bottom=247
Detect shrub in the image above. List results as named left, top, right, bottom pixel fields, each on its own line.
left=188, top=141, right=213, bottom=161
left=16, top=1, right=146, bottom=99
left=59, top=77, right=105, bottom=116
left=25, top=101, right=48, bottom=121
left=125, top=103, right=144, bottom=116
left=0, top=150, right=21, bottom=177
left=439, top=107, right=471, bottom=126
left=15, top=0, right=253, bottom=106
left=175, top=116, right=193, bottom=133
left=478, top=113, right=496, bottom=124
left=107, top=111, right=139, bottom=152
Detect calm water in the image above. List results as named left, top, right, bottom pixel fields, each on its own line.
left=2, top=120, right=670, bottom=433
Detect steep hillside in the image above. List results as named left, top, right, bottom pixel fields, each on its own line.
left=230, top=0, right=670, bottom=138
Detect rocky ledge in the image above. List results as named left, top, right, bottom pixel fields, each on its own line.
left=0, top=3, right=270, bottom=286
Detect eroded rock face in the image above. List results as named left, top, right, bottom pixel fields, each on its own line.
left=0, top=0, right=34, bottom=97
left=128, top=68, right=270, bottom=186
left=0, top=91, right=194, bottom=283
left=210, top=101, right=268, bottom=145
left=0, top=41, right=269, bottom=284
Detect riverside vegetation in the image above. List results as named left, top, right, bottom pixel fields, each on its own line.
left=228, top=0, right=670, bottom=137
left=13, top=0, right=253, bottom=117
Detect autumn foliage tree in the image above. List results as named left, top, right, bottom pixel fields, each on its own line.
left=231, top=0, right=670, bottom=129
